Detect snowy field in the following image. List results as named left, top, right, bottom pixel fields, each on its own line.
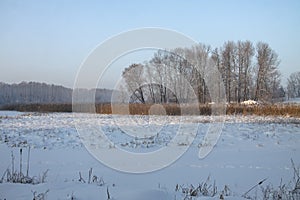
left=0, top=111, right=300, bottom=199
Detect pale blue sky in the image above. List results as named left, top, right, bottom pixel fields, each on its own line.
left=0, top=0, right=299, bottom=88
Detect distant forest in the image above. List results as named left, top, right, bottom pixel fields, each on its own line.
left=0, top=82, right=114, bottom=107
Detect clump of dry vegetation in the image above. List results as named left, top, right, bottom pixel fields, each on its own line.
left=175, top=159, right=300, bottom=200
left=32, top=189, right=49, bottom=200
left=77, top=168, right=114, bottom=200
left=242, top=159, right=300, bottom=200
left=78, top=167, right=106, bottom=186
left=174, top=175, right=231, bottom=199
left=0, top=148, right=48, bottom=185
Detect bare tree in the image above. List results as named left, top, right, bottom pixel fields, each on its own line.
left=254, top=42, right=280, bottom=102
left=221, top=41, right=237, bottom=102
left=236, top=41, right=254, bottom=102
left=148, top=49, right=194, bottom=104
left=287, top=71, right=300, bottom=99
left=144, top=63, right=156, bottom=103
left=170, top=48, right=192, bottom=103
left=149, top=50, right=169, bottom=103
left=184, top=44, right=211, bottom=103
left=122, top=63, right=146, bottom=103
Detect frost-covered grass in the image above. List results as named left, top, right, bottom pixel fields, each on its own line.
left=0, top=111, right=300, bottom=199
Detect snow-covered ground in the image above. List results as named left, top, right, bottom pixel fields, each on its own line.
left=0, top=111, right=300, bottom=199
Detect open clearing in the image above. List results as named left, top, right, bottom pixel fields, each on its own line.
left=0, top=111, right=300, bottom=199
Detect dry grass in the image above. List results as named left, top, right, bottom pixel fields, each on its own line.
left=226, top=104, right=300, bottom=117
left=1, top=103, right=72, bottom=113
left=90, top=103, right=300, bottom=117
left=1, top=103, right=300, bottom=117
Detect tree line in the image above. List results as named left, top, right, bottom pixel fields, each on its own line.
left=122, top=41, right=294, bottom=104
left=0, top=82, right=115, bottom=106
